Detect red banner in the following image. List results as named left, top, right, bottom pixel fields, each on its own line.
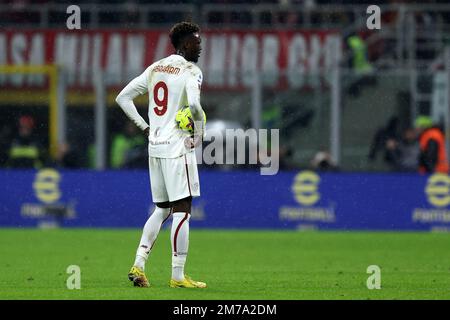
left=0, top=29, right=341, bottom=89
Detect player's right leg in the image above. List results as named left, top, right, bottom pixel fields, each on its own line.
left=128, top=203, right=171, bottom=287
left=161, top=153, right=206, bottom=288
left=134, top=203, right=171, bottom=269
left=128, top=157, right=171, bottom=287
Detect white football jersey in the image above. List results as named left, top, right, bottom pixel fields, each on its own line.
left=117, top=54, right=203, bottom=159
left=147, top=54, right=202, bottom=158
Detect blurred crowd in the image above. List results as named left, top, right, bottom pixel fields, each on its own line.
left=1, top=0, right=450, bottom=174
left=3, top=0, right=450, bottom=4
left=368, top=115, right=449, bottom=174
left=3, top=0, right=450, bottom=29
left=1, top=113, right=448, bottom=174
left=0, top=114, right=148, bottom=170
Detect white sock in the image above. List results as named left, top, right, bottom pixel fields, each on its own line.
left=171, top=212, right=190, bottom=281
left=134, top=206, right=171, bottom=270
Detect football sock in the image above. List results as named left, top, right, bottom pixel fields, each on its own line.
left=171, top=212, right=190, bottom=281
left=134, top=206, right=171, bottom=270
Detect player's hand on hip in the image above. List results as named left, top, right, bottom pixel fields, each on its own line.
left=185, top=134, right=202, bottom=149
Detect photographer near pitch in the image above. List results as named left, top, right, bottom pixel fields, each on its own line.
left=415, top=116, right=449, bottom=174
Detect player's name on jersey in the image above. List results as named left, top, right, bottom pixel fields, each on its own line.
left=153, top=65, right=181, bottom=75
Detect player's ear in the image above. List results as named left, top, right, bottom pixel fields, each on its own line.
left=185, top=36, right=194, bottom=49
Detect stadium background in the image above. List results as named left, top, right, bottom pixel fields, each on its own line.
left=1, top=0, right=450, bottom=300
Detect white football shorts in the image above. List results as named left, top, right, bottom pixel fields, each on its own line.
left=148, top=151, right=200, bottom=203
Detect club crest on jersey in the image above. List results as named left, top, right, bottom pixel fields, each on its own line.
left=154, top=127, right=161, bottom=137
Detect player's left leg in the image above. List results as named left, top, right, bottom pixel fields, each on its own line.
left=170, top=197, right=191, bottom=282
left=169, top=197, right=206, bottom=288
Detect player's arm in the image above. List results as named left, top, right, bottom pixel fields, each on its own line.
left=115, top=68, right=150, bottom=134
left=186, top=69, right=205, bottom=137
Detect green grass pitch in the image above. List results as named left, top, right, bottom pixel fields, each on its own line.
left=0, top=228, right=450, bottom=300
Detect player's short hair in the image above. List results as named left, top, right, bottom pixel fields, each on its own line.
left=169, top=22, right=200, bottom=50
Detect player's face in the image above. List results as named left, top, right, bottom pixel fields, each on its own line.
left=184, top=33, right=202, bottom=63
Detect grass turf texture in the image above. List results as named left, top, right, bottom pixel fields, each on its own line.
left=0, top=229, right=450, bottom=300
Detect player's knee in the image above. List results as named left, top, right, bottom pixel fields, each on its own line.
left=171, top=196, right=192, bottom=213
left=150, top=206, right=171, bottom=221
left=154, top=206, right=170, bottom=216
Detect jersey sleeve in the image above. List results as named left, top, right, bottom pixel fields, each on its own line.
left=185, top=68, right=204, bottom=125
left=115, top=67, right=151, bottom=131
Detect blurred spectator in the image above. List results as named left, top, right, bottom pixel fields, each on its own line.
left=6, top=115, right=44, bottom=169
left=385, top=127, right=420, bottom=172
left=346, top=32, right=376, bottom=97
left=262, top=90, right=314, bottom=141
left=414, top=11, right=439, bottom=61
left=368, top=116, right=401, bottom=166
left=54, top=142, right=82, bottom=168
left=311, top=150, right=338, bottom=172
left=262, top=97, right=282, bottom=130
left=279, top=145, right=295, bottom=170
left=415, top=116, right=449, bottom=174
left=346, top=33, right=373, bottom=75
left=122, top=1, right=140, bottom=27
left=110, top=122, right=147, bottom=169
left=0, top=124, right=13, bottom=167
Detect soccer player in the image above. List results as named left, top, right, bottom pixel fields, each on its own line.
left=115, top=22, right=206, bottom=288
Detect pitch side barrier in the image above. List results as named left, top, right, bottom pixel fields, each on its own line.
left=1, top=169, right=449, bottom=231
